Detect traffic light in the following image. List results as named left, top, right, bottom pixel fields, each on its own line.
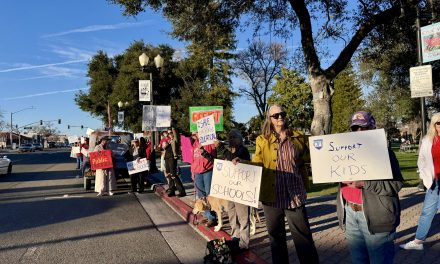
left=40, top=120, right=43, bottom=125
left=16, top=124, right=18, bottom=129
left=81, top=125, right=84, bottom=129
left=68, top=125, right=70, bottom=129
left=58, top=119, right=61, bottom=124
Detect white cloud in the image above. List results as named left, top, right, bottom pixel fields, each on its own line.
left=42, top=21, right=151, bottom=38
left=0, top=60, right=88, bottom=73
left=3, top=88, right=87, bottom=100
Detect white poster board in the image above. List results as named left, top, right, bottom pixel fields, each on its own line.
left=410, top=65, right=433, bottom=98
left=210, top=159, right=262, bottom=208
left=156, top=106, right=171, bottom=128
left=126, top=158, right=150, bottom=175
left=86, top=128, right=94, bottom=136
left=309, top=129, right=392, bottom=183
left=142, top=105, right=156, bottom=131
left=197, top=115, right=216, bottom=146
left=70, top=146, right=80, bottom=158
left=81, top=148, right=89, bottom=157
left=139, top=80, right=151, bottom=101
left=68, top=136, right=79, bottom=144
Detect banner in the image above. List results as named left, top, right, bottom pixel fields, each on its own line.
left=156, top=106, right=171, bottom=128
left=139, top=80, right=151, bottom=101
left=142, top=105, right=156, bottom=131
left=210, top=159, right=262, bottom=208
left=90, top=150, right=114, bottom=170
left=180, top=135, right=193, bottom=164
left=127, top=158, right=150, bottom=175
left=189, top=106, right=223, bottom=132
left=197, top=115, right=217, bottom=146
left=308, top=129, right=393, bottom=183
left=421, top=22, right=440, bottom=63
left=117, top=111, right=124, bottom=124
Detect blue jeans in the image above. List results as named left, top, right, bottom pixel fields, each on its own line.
left=345, top=205, right=395, bottom=264
left=415, top=181, right=439, bottom=241
left=194, top=170, right=215, bottom=221
left=76, top=156, right=82, bottom=170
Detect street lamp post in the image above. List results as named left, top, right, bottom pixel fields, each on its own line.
left=10, top=106, right=34, bottom=149
left=138, top=53, right=164, bottom=146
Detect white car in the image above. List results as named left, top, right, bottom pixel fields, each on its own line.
left=0, top=156, right=12, bottom=176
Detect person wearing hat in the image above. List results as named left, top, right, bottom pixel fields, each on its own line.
left=94, top=136, right=117, bottom=196
left=336, top=111, right=403, bottom=264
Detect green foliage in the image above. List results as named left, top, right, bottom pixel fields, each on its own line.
left=247, top=116, right=263, bottom=136
left=268, top=68, right=313, bottom=130
left=331, top=66, right=365, bottom=133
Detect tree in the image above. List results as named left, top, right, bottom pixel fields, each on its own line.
left=331, top=66, right=365, bottom=133
left=235, top=40, right=287, bottom=119
left=268, top=68, right=313, bottom=130
left=110, top=0, right=422, bottom=136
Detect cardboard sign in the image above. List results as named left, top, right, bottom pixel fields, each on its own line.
left=156, top=106, right=171, bottom=128
left=308, top=129, right=393, bottom=183
left=90, top=150, right=113, bottom=170
left=142, top=105, right=156, bottom=131
left=126, top=158, right=150, bottom=175
left=197, top=115, right=217, bottom=146
left=180, top=135, right=193, bottom=164
left=210, top=159, right=262, bottom=208
left=189, top=106, right=223, bottom=132
left=139, top=80, right=151, bottom=101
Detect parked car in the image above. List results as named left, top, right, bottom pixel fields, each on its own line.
left=19, top=143, right=36, bottom=152
left=0, top=156, right=12, bottom=175
left=32, top=143, right=43, bottom=151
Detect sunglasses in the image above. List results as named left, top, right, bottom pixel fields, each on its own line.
left=270, top=112, right=287, bottom=119
left=436, top=122, right=440, bottom=126
left=351, top=125, right=369, bottom=131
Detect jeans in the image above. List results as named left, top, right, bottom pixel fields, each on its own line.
left=415, top=180, right=439, bottom=241
left=195, top=170, right=215, bottom=221
left=76, top=156, right=82, bottom=170
left=345, top=204, right=396, bottom=264
left=262, top=204, right=319, bottom=264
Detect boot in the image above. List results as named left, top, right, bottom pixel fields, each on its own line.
left=172, top=175, right=186, bottom=197
left=166, top=177, right=176, bottom=197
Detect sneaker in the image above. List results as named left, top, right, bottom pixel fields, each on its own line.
left=96, top=192, right=103, bottom=197
left=400, top=240, right=424, bottom=250
left=109, top=192, right=114, bottom=196
left=417, top=182, right=426, bottom=192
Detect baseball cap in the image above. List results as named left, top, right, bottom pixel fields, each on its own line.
left=350, top=111, right=376, bottom=129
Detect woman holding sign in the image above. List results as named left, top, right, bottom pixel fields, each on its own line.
left=235, top=104, right=318, bottom=264
left=94, top=136, right=117, bottom=196
left=401, top=113, right=440, bottom=251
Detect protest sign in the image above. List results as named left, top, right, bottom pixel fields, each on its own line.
left=197, top=115, right=217, bottom=146
left=189, top=106, right=223, bottom=132
left=142, top=105, right=156, bottom=131
left=68, top=136, right=79, bottom=144
left=126, top=158, right=150, bottom=175
left=70, top=146, right=80, bottom=158
left=86, top=128, right=94, bottom=136
left=308, top=129, right=392, bottom=183
left=421, top=22, right=440, bottom=63
left=139, top=80, right=151, bottom=101
left=180, top=135, right=193, bottom=164
left=90, top=150, right=113, bottom=170
left=210, top=159, right=262, bottom=208
left=156, top=106, right=171, bottom=128
left=81, top=148, right=89, bottom=157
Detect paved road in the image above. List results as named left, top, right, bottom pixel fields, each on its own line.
left=0, top=150, right=206, bottom=264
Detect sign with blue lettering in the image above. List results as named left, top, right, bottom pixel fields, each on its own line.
left=197, top=114, right=217, bottom=146
left=210, top=159, right=262, bottom=208
left=309, top=129, right=392, bottom=183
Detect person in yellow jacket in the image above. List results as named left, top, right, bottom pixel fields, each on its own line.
left=234, top=104, right=318, bottom=264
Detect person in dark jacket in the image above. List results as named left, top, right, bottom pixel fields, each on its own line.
left=164, top=131, right=186, bottom=197
left=336, top=111, right=403, bottom=264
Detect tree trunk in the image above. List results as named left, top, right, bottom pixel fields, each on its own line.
left=310, top=74, right=333, bottom=136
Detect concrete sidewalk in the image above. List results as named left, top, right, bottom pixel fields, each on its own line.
left=147, top=164, right=440, bottom=264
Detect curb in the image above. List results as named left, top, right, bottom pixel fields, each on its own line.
left=152, top=183, right=267, bottom=264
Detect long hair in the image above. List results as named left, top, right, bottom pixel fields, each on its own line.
left=426, top=113, right=440, bottom=142
left=261, top=104, right=289, bottom=139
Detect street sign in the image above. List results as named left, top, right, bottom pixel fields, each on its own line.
left=139, top=80, right=151, bottom=101
left=410, top=65, right=433, bottom=98
left=421, top=22, right=440, bottom=63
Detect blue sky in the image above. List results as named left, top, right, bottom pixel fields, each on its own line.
left=0, top=1, right=345, bottom=137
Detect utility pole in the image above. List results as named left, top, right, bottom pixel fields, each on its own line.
left=415, top=2, right=427, bottom=136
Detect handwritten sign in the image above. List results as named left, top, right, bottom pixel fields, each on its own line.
left=197, top=115, right=216, bottom=146
left=139, top=80, right=151, bottom=101
left=90, top=150, right=113, bottom=170
left=210, top=159, right=262, bottom=208
left=127, top=158, right=150, bottom=175
left=142, top=105, right=156, bottom=131
left=308, top=129, right=392, bottom=183
left=156, top=106, right=171, bottom=128
left=189, top=106, right=223, bottom=132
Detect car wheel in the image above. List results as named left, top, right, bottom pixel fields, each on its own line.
left=7, top=164, right=12, bottom=176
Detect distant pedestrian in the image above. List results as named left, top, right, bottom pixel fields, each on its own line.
left=337, top=111, right=403, bottom=264
left=129, top=138, right=145, bottom=194
left=94, top=136, right=117, bottom=196
left=75, top=140, right=83, bottom=170
left=81, top=137, right=90, bottom=178
left=400, top=113, right=440, bottom=251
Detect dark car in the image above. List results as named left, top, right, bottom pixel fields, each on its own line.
left=32, top=143, right=43, bottom=151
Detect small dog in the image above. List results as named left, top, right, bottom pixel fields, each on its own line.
left=193, top=196, right=230, bottom=232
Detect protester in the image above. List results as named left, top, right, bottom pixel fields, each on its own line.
left=129, top=139, right=144, bottom=194
left=75, top=141, right=83, bottom=170
left=234, top=104, right=318, bottom=264
left=159, top=130, right=170, bottom=172
left=337, top=111, right=403, bottom=263
left=191, top=132, right=217, bottom=227
left=80, top=137, right=90, bottom=178
left=400, top=113, right=440, bottom=251
left=94, top=136, right=117, bottom=196
left=164, top=131, right=186, bottom=197
left=222, top=129, right=251, bottom=251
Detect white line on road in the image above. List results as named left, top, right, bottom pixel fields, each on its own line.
left=44, top=194, right=84, bottom=200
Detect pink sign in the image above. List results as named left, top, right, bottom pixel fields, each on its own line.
left=180, top=135, right=193, bottom=164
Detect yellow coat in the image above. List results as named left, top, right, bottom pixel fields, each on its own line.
left=252, top=131, right=309, bottom=203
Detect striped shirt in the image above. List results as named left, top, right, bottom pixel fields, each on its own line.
left=269, top=136, right=307, bottom=209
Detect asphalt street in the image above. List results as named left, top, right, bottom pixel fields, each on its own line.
left=0, top=149, right=206, bottom=264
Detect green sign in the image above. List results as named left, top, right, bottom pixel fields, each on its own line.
left=189, top=106, right=224, bottom=132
